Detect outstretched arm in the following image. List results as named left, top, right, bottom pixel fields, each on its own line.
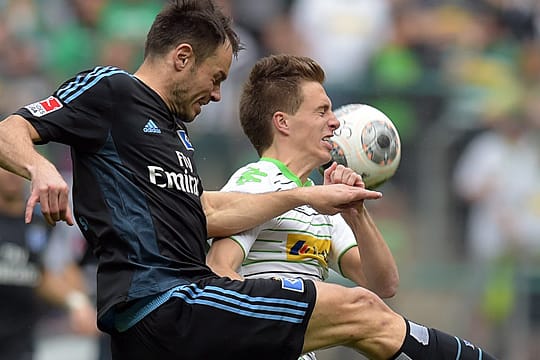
left=324, top=163, right=399, bottom=298
left=339, top=207, right=399, bottom=298
left=0, top=115, right=73, bottom=226
left=201, top=184, right=382, bottom=238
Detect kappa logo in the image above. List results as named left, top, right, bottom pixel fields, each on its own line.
left=143, top=119, right=161, bottom=134
left=279, top=278, right=305, bottom=293
left=24, top=96, right=63, bottom=117
left=236, top=167, right=267, bottom=185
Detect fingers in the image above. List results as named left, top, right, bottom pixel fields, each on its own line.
left=343, top=184, right=381, bottom=199
left=309, top=184, right=382, bottom=216
left=27, top=182, right=73, bottom=226
left=335, top=189, right=381, bottom=212
left=60, top=191, right=75, bottom=225
left=357, top=188, right=382, bottom=200
left=327, top=163, right=364, bottom=187
left=64, top=203, right=75, bottom=226
left=323, top=162, right=338, bottom=185
left=25, top=195, right=38, bottom=224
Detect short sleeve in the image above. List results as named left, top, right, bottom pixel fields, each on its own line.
left=14, top=66, right=126, bottom=151
left=328, top=214, right=357, bottom=276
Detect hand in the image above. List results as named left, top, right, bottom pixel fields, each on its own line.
left=304, top=183, right=381, bottom=215
left=323, top=162, right=364, bottom=188
left=323, top=162, right=367, bottom=214
left=68, top=300, right=99, bottom=336
left=26, top=162, right=74, bottom=226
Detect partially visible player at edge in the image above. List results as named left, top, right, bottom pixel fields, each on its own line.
left=207, top=54, right=401, bottom=360
left=0, top=1, right=497, bottom=359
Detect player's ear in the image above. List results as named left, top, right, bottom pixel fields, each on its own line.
left=174, top=43, right=193, bottom=71
left=273, top=112, right=290, bottom=135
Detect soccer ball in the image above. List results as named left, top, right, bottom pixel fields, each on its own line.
left=322, top=104, right=401, bottom=189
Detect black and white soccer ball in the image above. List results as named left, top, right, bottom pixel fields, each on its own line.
left=323, top=104, right=401, bottom=189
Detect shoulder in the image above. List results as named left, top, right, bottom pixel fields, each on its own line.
left=222, top=161, right=279, bottom=193
left=54, top=66, right=133, bottom=102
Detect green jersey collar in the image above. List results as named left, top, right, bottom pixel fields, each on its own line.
left=260, top=157, right=314, bottom=187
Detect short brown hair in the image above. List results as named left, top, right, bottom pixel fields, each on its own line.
left=239, top=54, right=325, bottom=156
left=144, top=0, right=242, bottom=64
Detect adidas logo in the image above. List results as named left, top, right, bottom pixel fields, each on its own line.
left=143, top=119, right=161, bottom=134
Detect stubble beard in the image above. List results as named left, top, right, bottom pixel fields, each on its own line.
left=169, top=83, right=195, bottom=122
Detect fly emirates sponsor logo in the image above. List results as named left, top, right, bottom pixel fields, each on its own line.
left=147, top=151, right=200, bottom=195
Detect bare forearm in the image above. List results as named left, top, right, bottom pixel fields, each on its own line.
left=209, top=264, right=244, bottom=281
left=0, top=115, right=73, bottom=225
left=342, top=207, right=399, bottom=297
left=206, top=238, right=244, bottom=280
left=0, top=115, right=47, bottom=179
left=204, top=190, right=305, bottom=237
left=204, top=185, right=382, bottom=238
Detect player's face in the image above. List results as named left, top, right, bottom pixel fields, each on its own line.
left=172, top=43, right=232, bottom=122
left=288, top=82, right=339, bottom=168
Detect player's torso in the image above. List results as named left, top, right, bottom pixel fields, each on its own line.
left=243, top=204, right=333, bottom=282
left=225, top=159, right=333, bottom=281
left=19, top=67, right=211, bottom=324
left=63, top=71, right=207, bottom=263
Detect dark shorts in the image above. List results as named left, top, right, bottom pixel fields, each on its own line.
left=110, top=276, right=316, bottom=360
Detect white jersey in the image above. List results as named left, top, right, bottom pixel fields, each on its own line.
left=220, top=158, right=358, bottom=282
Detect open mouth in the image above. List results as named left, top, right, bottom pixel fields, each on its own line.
left=322, top=136, right=333, bottom=150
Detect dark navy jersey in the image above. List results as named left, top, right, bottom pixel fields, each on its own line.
left=15, top=66, right=213, bottom=327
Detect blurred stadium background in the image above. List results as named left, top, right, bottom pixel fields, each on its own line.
left=1, top=0, right=540, bottom=359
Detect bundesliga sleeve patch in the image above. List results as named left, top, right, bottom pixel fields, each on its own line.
left=24, top=96, right=63, bottom=117
left=277, top=277, right=305, bottom=293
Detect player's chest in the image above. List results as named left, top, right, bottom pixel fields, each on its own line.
left=267, top=206, right=333, bottom=240
left=110, top=111, right=200, bottom=191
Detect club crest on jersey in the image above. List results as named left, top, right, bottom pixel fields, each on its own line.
left=177, top=130, right=194, bottom=151
left=277, top=277, right=305, bottom=293
left=24, top=96, right=63, bottom=117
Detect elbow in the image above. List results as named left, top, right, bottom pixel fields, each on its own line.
left=375, top=273, right=400, bottom=299
left=378, top=283, right=398, bottom=299
left=206, top=220, right=231, bottom=239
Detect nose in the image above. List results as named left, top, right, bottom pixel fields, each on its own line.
left=210, top=86, right=221, bottom=102
left=329, top=112, right=340, bottom=130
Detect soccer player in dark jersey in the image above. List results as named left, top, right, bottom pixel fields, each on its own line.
left=0, top=1, right=497, bottom=359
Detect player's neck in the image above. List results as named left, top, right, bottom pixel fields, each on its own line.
left=133, top=61, right=170, bottom=104
left=261, top=150, right=312, bottom=185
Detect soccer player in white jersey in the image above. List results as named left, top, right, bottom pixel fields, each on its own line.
left=206, top=54, right=399, bottom=360
left=207, top=54, right=499, bottom=360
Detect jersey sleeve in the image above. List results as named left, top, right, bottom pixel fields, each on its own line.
left=13, top=66, right=126, bottom=152
left=220, top=162, right=274, bottom=259
left=328, top=214, right=358, bottom=276
left=228, top=225, right=264, bottom=261
left=221, top=163, right=275, bottom=194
